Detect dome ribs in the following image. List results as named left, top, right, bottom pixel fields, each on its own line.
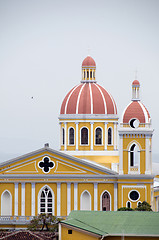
left=66, top=84, right=82, bottom=114
left=78, top=83, right=91, bottom=114
left=91, top=84, right=105, bottom=114
left=123, top=101, right=146, bottom=123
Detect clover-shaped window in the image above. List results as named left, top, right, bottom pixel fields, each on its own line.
left=38, top=156, right=54, bottom=173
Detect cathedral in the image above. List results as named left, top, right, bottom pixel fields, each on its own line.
left=0, top=56, right=158, bottom=227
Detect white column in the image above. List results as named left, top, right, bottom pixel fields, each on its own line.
left=14, top=183, right=18, bottom=216
left=114, top=183, right=118, bottom=211
left=31, top=183, right=35, bottom=216
left=104, top=122, right=108, bottom=150
left=64, top=122, right=67, bottom=151
left=114, top=122, right=117, bottom=150
left=75, top=122, right=79, bottom=150
left=67, top=183, right=71, bottom=215
left=21, top=182, right=25, bottom=216
left=119, top=135, right=123, bottom=174
left=145, top=136, right=150, bottom=174
left=90, top=122, right=94, bottom=150
left=57, top=183, right=61, bottom=216
left=74, top=183, right=78, bottom=210
left=94, top=183, right=98, bottom=211
left=59, top=123, right=62, bottom=149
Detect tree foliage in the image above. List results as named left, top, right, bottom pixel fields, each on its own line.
left=118, top=201, right=153, bottom=211
left=27, top=214, right=61, bottom=232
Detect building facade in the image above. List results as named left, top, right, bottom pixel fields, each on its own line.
left=0, top=56, right=157, bottom=227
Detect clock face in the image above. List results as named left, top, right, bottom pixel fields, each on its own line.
left=129, top=118, right=140, bottom=128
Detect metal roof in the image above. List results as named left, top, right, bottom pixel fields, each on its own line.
left=61, top=211, right=159, bottom=237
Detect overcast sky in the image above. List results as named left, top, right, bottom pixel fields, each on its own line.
left=0, top=0, right=159, bottom=162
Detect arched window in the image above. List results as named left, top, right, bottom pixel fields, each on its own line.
left=39, top=187, right=54, bottom=214
left=81, top=191, right=91, bottom=210
left=95, top=127, right=102, bottom=145
left=1, top=191, right=12, bottom=216
left=130, top=143, right=140, bottom=167
left=69, top=128, right=74, bottom=145
left=101, top=191, right=110, bottom=211
left=108, top=128, right=112, bottom=145
left=62, top=128, right=65, bottom=145
left=81, top=127, right=88, bottom=145
left=127, top=201, right=131, bottom=208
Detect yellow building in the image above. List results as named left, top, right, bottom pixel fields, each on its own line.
left=0, top=56, right=157, bottom=228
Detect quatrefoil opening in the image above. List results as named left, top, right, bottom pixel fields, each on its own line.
left=38, top=156, right=54, bottom=173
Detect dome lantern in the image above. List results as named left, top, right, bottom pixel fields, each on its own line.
left=132, top=80, right=140, bottom=101
left=81, top=56, right=96, bottom=83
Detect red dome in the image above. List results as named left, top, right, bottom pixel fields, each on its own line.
left=122, top=101, right=150, bottom=124
left=82, top=56, right=96, bottom=67
left=60, top=83, right=117, bottom=115
left=132, top=80, right=140, bottom=85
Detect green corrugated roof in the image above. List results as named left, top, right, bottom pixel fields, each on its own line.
left=61, top=211, right=159, bottom=236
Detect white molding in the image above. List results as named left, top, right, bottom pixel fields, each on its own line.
left=76, top=83, right=86, bottom=114
left=94, top=183, right=98, bottom=211
left=89, top=83, right=93, bottom=114
left=75, top=122, right=79, bottom=150
left=90, top=122, right=94, bottom=150
left=64, top=123, right=67, bottom=150
left=1, top=190, right=12, bottom=216
left=74, top=183, right=78, bottom=210
left=145, top=137, right=151, bottom=174
left=59, top=223, right=61, bottom=240
left=100, top=190, right=111, bottom=211
left=128, top=189, right=140, bottom=202
left=59, top=114, right=118, bottom=120
left=21, top=182, right=25, bottom=216
left=64, top=150, right=119, bottom=156
left=104, top=122, right=108, bottom=150
left=67, top=183, right=71, bottom=215
left=31, top=183, right=35, bottom=216
left=14, top=183, right=18, bottom=216
left=64, top=84, right=80, bottom=114
left=114, top=183, right=117, bottom=211
left=57, top=183, right=61, bottom=216
left=119, top=135, right=123, bottom=174
left=80, top=190, right=91, bottom=210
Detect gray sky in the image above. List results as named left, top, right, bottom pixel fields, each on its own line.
left=0, top=0, right=159, bottom=162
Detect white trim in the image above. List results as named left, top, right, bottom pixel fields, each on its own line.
left=59, top=223, right=61, bottom=240
left=89, top=83, right=93, bottom=114
left=94, top=126, right=103, bottom=145
left=68, top=126, right=75, bottom=146
left=95, top=83, right=107, bottom=114
left=21, top=182, right=25, bottom=216
left=114, top=183, right=118, bottom=211
left=119, top=135, right=123, bottom=174
left=1, top=190, right=12, bottom=216
left=59, top=115, right=118, bottom=120
left=145, top=137, right=151, bottom=174
left=57, top=183, right=61, bottom=216
left=62, top=150, right=119, bottom=156
left=121, top=102, right=132, bottom=122
left=67, top=183, right=71, bottom=215
left=138, top=101, right=149, bottom=123
left=31, top=182, right=35, bottom=216
left=94, top=183, right=98, bottom=211
left=104, top=122, right=108, bottom=150
left=38, top=156, right=55, bottom=174
left=64, top=84, right=80, bottom=114
left=75, top=122, right=79, bottom=150
left=128, top=142, right=141, bottom=174
left=64, top=123, right=67, bottom=150
left=128, top=189, right=140, bottom=202
left=74, top=183, right=78, bottom=210
left=90, top=122, right=94, bottom=150
left=14, top=183, right=18, bottom=216
left=76, top=83, right=86, bottom=114
left=80, top=190, right=91, bottom=210
left=80, top=126, right=89, bottom=145
left=109, top=92, right=117, bottom=114
left=61, top=127, right=64, bottom=146
left=38, top=185, right=55, bottom=215
left=100, top=190, right=111, bottom=211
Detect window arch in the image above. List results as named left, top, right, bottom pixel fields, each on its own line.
left=62, top=128, right=65, bottom=145
left=81, top=127, right=88, bottom=145
left=1, top=190, right=12, bottom=216
left=80, top=191, right=91, bottom=210
left=129, top=143, right=140, bottom=167
left=127, top=201, right=131, bottom=208
left=95, top=127, right=102, bottom=145
left=69, top=127, right=74, bottom=145
left=38, top=186, right=54, bottom=215
left=108, top=128, right=113, bottom=145
left=101, top=191, right=111, bottom=211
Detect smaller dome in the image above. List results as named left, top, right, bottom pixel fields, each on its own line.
left=122, top=101, right=150, bottom=124
left=82, top=56, right=96, bottom=67
left=132, top=80, right=140, bottom=86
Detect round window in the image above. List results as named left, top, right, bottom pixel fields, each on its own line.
left=129, top=118, right=140, bottom=128
left=129, top=190, right=140, bottom=201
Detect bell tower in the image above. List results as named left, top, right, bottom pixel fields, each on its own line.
left=119, top=80, right=153, bottom=175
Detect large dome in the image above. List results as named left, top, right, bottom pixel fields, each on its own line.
left=60, top=82, right=117, bottom=115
